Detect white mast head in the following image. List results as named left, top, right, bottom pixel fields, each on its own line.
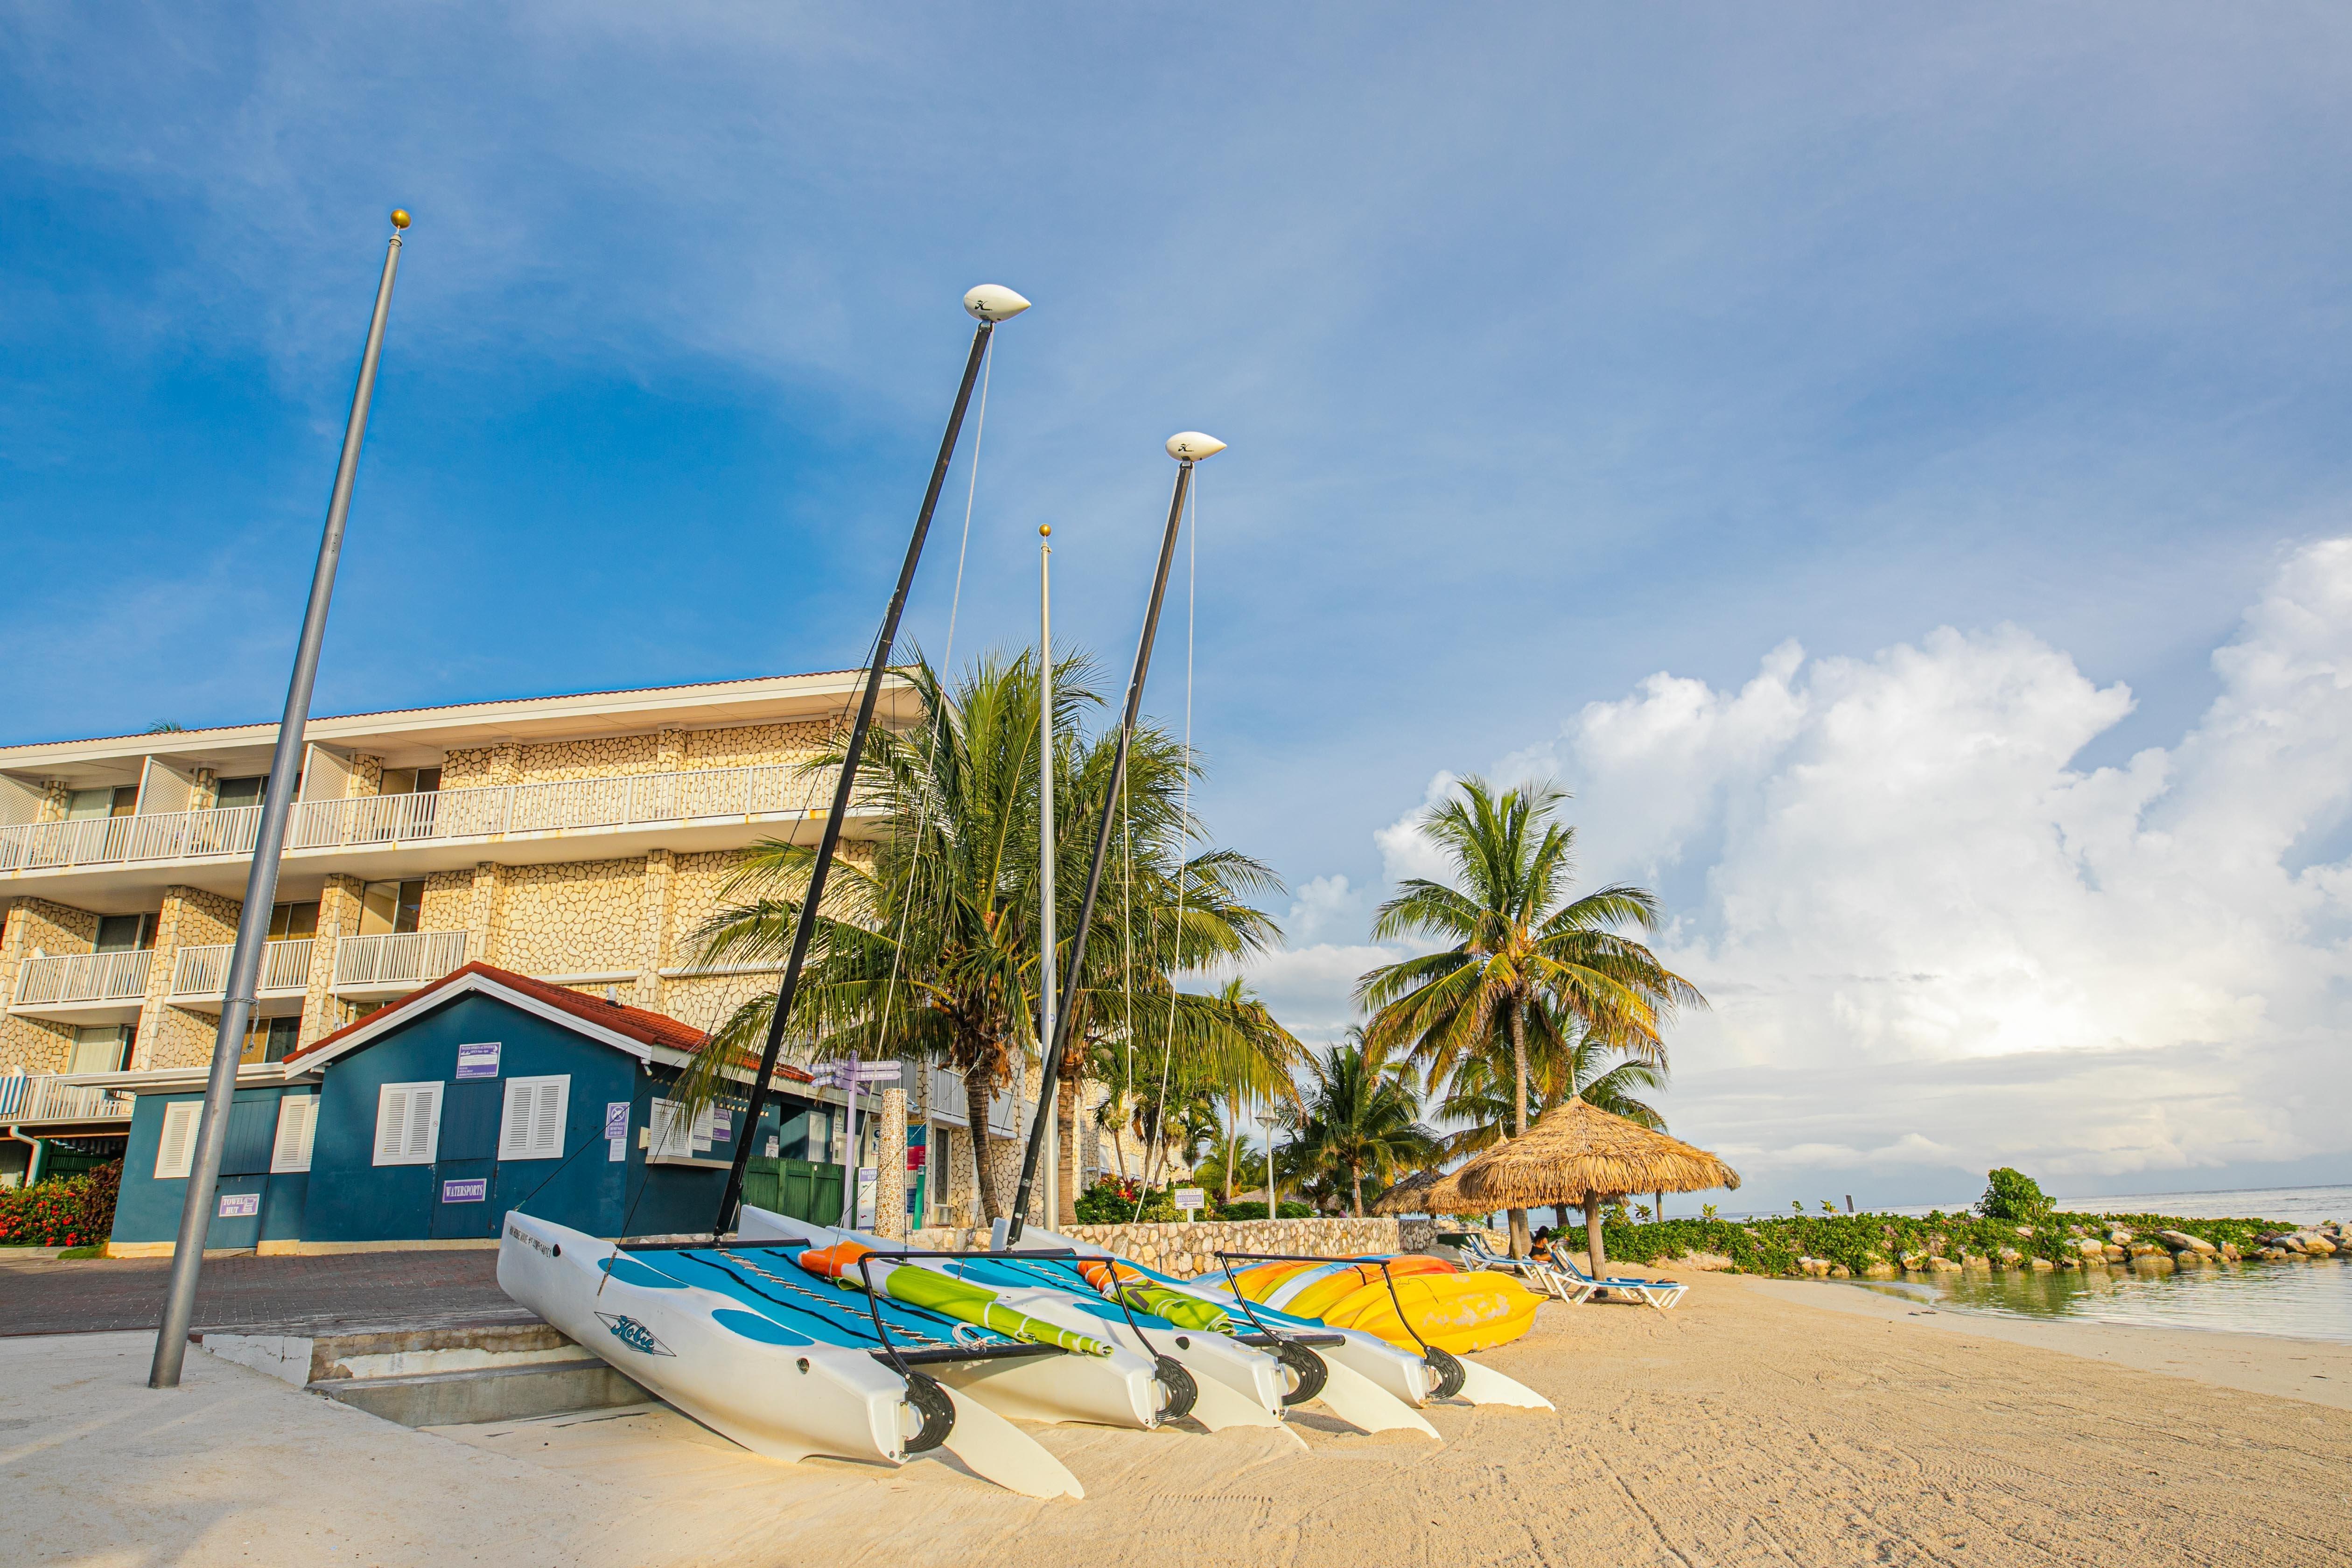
left=964, top=284, right=1032, bottom=322
left=1165, top=431, right=1226, bottom=462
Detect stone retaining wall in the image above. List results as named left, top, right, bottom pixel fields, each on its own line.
left=908, top=1216, right=1492, bottom=1278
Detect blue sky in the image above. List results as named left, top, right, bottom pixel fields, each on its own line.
left=6, top=4, right=2350, bottom=1208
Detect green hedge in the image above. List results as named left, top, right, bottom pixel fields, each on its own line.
left=1554, top=1209, right=2292, bottom=1277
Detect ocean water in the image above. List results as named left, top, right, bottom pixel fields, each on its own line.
left=1835, top=1183, right=2352, bottom=1344
left=1852, top=1256, right=2352, bottom=1344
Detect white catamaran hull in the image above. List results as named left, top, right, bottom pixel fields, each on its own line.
left=1006, top=1222, right=1550, bottom=1413
left=721, top=1208, right=1168, bottom=1431
left=740, top=1207, right=1289, bottom=1432
left=497, top=1215, right=1082, bottom=1497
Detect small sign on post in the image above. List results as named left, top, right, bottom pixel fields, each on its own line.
left=1174, top=1187, right=1205, bottom=1222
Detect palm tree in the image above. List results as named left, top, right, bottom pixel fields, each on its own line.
left=686, top=651, right=1287, bottom=1222
left=1435, top=997, right=1670, bottom=1164
left=1358, top=777, right=1702, bottom=1255
left=1283, top=1030, right=1439, bottom=1216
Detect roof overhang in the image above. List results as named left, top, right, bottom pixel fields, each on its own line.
left=59, top=1062, right=322, bottom=1093
left=0, top=668, right=920, bottom=783
left=290, top=970, right=670, bottom=1071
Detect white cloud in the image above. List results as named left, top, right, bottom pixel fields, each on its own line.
left=1251, top=538, right=2352, bottom=1204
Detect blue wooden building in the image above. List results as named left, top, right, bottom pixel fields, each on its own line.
left=105, top=963, right=843, bottom=1253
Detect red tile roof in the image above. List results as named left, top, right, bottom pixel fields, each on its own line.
left=287, top=961, right=810, bottom=1082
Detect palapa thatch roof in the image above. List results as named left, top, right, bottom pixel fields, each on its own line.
left=1369, top=1167, right=1445, bottom=1216
left=1449, top=1097, right=1741, bottom=1207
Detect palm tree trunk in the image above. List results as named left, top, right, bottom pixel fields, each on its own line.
left=1506, top=998, right=1532, bottom=1259
left=1225, top=1110, right=1236, bottom=1207
left=1351, top=1159, right=1364, bottom=1218
left=1584, top=1190, right=1608, bottom=1279
left=1056, top=1073, right=1078, bottom=1225
left=966, top=1073, right=1004, bottom=1219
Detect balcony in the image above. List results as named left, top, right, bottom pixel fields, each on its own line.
left=332, top=930, right=470, bottom=1001
left=9, top=950, right=153, bottom=1024
left=927, top=1064, right=969, bottom=1126
left=0, top=761, right=868, bottom=899
left=168, top=939, right=316, bottom=1015
left=0, top=1071, right=134, bottom=1128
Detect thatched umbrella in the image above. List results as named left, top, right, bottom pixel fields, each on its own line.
left=1369, top=1167, right=1447, bottom=1217
left=1450, top=1098, right=1740, bottom=1277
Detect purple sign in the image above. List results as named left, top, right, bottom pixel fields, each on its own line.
left=604, top=1101, right=630, bottom=1140
left=217, top=1193, right=259, bottom=1218
left=441, top=1178, right=489, bottom=1204
left=455, top=1042, right=501, bottom=1080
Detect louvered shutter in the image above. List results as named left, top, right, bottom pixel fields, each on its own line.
left=374, top=1082, right=442, bottom=1166
left=155, top=1101, right=202, bottom=1179
left=498, top=1076, right=570, bottom=1161
left=271, top=1094, right=317, bottom=1174
left=406, top=1082, right=441, bottom=1162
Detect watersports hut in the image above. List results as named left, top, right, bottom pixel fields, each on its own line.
left=104, top=962, right=844, bottom=1254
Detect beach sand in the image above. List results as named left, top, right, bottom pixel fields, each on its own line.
left=11, top=1272, right=2352, bottom=1566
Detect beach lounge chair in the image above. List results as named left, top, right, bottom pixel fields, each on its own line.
left=1545, top=1252, right=1687, bottom=1310
left=1447, top=1234, right=1596, bottom=1305
left=1454, top=1233, right=1686, bottom=1309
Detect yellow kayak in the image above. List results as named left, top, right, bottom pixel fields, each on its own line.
left=1226, top=1255, right=1540, bottom=1356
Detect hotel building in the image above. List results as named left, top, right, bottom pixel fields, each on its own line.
left=0, top=671, right=1110, bottom=1225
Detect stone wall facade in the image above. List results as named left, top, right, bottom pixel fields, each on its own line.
left=903, top=1217, right=1459, bottom=1277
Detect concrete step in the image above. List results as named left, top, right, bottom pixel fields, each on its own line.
left=198, top=1319, right=651, bottom=1427
left=308, top=1358, right=651, bottom=1428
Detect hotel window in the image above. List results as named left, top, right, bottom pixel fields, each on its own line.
left=379, top=767, right=443, bottom=794
left=239, top=1015, right=302, bottom=1065
left=92, top=914, right=155, bottom=953
left=68, top=1024, right=132, bottom=1075
left=65, top=786, right=138, bottom=819
left=213, top=776, right=266, bottom=811
left=267, top=902, right=319, bottom=940
left=358, top=879, right=426, bottom=936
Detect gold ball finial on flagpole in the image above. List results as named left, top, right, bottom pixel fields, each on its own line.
left=389, top=209, right=412, bottom=231
left=1039, top=524, right=1051, bottom=538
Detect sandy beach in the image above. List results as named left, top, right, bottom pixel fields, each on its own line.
left=11, top=1271, right=2352, bottom=1568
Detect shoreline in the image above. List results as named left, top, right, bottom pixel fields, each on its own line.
left=1749, top=1274, right=2352, bottom=1410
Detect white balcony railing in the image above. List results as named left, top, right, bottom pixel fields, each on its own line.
left=0, top=761, right=854, bottom=876
left=11, top=950, right=153, bottom=1009
left=0, top=1072, right=135, bottom=1124
left=987, top=1089, right=1018, bottom=1138
left=170, top=939, right=315, bottom=999
left=332, top=930, right=469, bottom=992
left=928, top=1065, right=969, bottom=1126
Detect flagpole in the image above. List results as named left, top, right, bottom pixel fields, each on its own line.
left=1037, top=524, right=1057, bottom=1227
left=149, top=210, right=412, bottom=1389
left=715, top=284, right=1030, bottom=1238
left=1005, top=433, right=1224, bottom=1244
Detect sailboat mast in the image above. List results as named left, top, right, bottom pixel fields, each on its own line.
left=1005, top=433, right=1224, bottom=1243
left=1037, top=524, right=1058, bottom=1227
left=715, top=284, right=1030, bottom=1238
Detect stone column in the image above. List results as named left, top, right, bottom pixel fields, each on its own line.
left=36, top=781, right=69, bottom=823
left=875, top=1087, right=910, bottom=1241
left=348, top=754, right=385, bottom=797
left=465, top=862, right=504, bottom=965
left=134, top=888, right=196, bottom=1070
left=656, top=728, right=685, bottom=770
left=488, top=743, right=522, bottom=788
left=302, top=874, right=365, bottom=1042
left=634, top=849, right=674, bottom=1008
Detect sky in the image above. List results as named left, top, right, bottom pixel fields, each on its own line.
left=5, top=3, right=2350, bottom=1210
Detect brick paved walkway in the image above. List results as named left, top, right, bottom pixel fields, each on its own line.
left=0, top=1247, right=534, bottom=1337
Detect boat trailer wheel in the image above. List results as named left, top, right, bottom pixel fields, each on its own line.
left=1421, top=1346, right=1466, bottom=1401
left=1153, top=1355, right=1199, bottom=1421
left=1274, top=1340, right=1328, bottom=1407
left=902, top=1370, right=955, bottom=1454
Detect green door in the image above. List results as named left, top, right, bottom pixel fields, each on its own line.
left=742, top=1157, right=846, bottom=1225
